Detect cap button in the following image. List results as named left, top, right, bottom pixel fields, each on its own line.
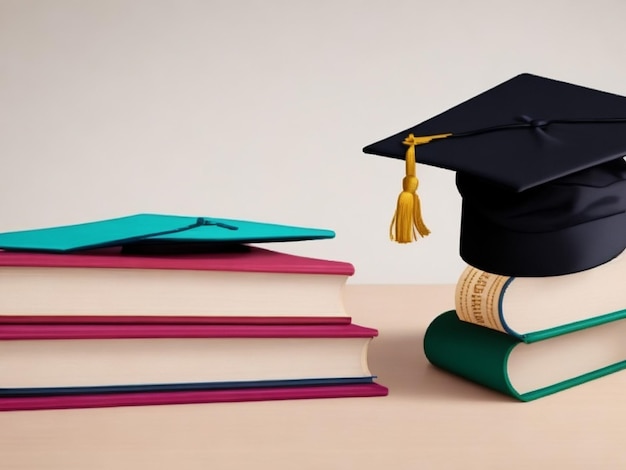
left=518, top=114, right=549, bottom=129
left=530, top=119, right=549, bottom=128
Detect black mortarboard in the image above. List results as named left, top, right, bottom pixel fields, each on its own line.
left=363, top=73, right=626, bottom=277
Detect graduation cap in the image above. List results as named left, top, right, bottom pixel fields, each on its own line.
left=0, top=214, right=335, bottom=253
left=363, top=73, right=626, bottom=277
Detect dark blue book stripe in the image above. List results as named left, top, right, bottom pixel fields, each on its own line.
left=0, top=377, right=376, bottom=397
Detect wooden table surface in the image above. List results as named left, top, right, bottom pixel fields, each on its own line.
left=1, top=285, right=624, bottom=470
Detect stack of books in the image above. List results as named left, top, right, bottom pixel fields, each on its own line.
left=423, top=252, right=626, bottom=401
left=0, top=214, right=387, bottom=411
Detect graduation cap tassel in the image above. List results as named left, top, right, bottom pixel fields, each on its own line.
left=389, top=133, right=452, bottom=243
left=390, top=133, right=431, bottom=243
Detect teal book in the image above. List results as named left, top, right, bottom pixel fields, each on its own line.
left=0, top=214, right=335, bottom=252
left=423, top=310, right=626, bottom=401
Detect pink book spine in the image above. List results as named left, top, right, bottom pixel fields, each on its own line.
left=0, top=383, right=389, bottom=411
left=0, top=246, right=355, bottom=275
left=0, top=322, right=379, bottom=340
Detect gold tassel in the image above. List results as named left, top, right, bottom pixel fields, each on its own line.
left=390, top=133, right=451, bottom=243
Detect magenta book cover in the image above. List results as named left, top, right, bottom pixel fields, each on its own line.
left=0, top=245, right=355, bottom=275
left=0, top=383, right=388, bottom=411
left=0, top=322, right=378, bottom=340
left=0, top=315, right=352, bottom=325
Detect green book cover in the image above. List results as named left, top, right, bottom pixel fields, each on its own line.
left=423, top=310, right=626, bottom=401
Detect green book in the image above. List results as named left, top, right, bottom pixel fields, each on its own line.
left=423, top=310, right=626, bottom=401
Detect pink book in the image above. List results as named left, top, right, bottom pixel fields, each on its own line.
left=0, top=246, right=355, bottom=323
left=0, top=322, right=381, bottom=397
left=0, top=383, right=389, bottom=412
left=0, top=245, right=355, bottom=274
left=0, top=322, right=379, bottom=340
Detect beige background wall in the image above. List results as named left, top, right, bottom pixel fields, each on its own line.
left=1, top=0, right=625, bottom=283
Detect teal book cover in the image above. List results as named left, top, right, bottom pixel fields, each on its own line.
left=0, top=214, right=335, bottom=252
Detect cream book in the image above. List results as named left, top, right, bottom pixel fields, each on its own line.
left=455, top=251, right=626, bottom=342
